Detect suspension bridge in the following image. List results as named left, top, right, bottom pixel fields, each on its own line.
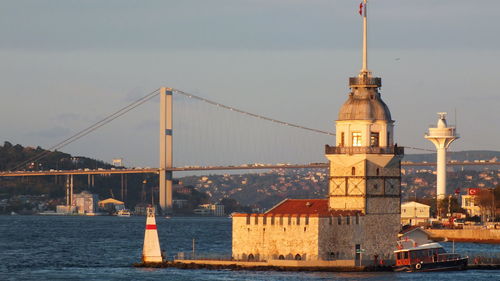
left=0, top=87, right=498, bottom=213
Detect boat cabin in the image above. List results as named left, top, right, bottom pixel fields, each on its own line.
left=395, top=243, right=449, bottom=266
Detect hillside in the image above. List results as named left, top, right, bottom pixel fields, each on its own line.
left=403, top=150, right=500, bottom=163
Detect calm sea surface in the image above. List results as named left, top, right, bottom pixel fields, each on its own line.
left=1, top=215, right=499, bottom=281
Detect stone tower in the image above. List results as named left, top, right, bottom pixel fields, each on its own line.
left=325, top=0, right=403, bottom=216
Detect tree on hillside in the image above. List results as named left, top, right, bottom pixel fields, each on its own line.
left=475, top=188, right=495, bottom=222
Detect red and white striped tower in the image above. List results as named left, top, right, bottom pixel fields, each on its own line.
left=142, top=207, right=163, bottom=263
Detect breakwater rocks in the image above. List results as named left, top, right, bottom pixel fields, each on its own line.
left=134, top=260, right=500, bottom=272
left=134, top=261, right=390, bottom=272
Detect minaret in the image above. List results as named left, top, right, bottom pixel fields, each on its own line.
left=425, top=113, right=459, bottom=200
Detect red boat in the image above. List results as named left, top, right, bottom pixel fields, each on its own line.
left=394, top=242, right=468, bottom=272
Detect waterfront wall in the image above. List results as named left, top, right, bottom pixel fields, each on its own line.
left=427, top=229, right=500, bottom=243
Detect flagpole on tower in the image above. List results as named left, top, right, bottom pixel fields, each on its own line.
left=362, top=0, right=368, bottom=74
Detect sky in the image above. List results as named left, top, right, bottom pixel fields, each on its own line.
left=0, top=0, right=499, bottom=168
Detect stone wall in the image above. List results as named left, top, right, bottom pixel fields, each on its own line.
left=427, top=229, right=500, bottom=243
left=232, top=215, right=320, bottom=261
left=317, top=214, right=399, bottom=262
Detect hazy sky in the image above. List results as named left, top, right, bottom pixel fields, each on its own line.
left=1, top=0, right=499, bottom=168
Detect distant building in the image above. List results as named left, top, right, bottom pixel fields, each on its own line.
left=173, top=199, right=188, bottom=209
left=461, top=188, right=495, bottom=218
left=399, top=226, right=432, bottom=248
left=56, top=205, right=76, bottom=214
left=196, top=204, right=225, bottom=216
left=112, top=158, right=123, bottom=166
left=98, top=198, right=125, bottom=213
left=401, top=201, right=431, bottom=226
left=134, top=203, right=149, bottom=216
left=72, top=191, right=99, bottom=215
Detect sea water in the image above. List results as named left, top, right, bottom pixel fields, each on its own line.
left=0, top=216, right=499, bottom=281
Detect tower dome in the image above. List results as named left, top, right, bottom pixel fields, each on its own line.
left=337, top=90, right=392, bottom=121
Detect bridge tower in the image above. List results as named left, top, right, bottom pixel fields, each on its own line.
left=425, top=112, right=459, bottom=200
left=159, top=87, right=173, bottom=214
left=324, top=0, right=403, bottom=256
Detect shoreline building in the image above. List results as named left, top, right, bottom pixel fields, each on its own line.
left=401, top=201, right=431, bottom=226
left=425, top=113, right=459, bottom=200
left=232, top=0, right=403, bottom=264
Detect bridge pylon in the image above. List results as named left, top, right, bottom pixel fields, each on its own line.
left=159, top=87, right=173, bottom=214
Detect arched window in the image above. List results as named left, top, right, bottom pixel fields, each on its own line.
left=376, top=168, right=380, bottom=176
left=248, top=254, right=255, bottom=261
left=295, top=254, right=302, bottom=260
left=351, top=167, right=356, bottom=175
left=279, top=255, right=285, bottom=260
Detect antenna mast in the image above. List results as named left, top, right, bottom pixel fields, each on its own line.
left=361, top=0, right=369, bottom=75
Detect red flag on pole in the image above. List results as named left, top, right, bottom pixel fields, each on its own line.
left=359, top=3, right=364, bottom=16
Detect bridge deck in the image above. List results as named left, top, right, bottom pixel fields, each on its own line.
left=0, top=162, right=498, bottom=177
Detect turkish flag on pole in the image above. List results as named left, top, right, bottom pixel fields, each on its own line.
left=359, top=3, right=364, bottom=16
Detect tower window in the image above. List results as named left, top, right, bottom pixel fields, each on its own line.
left=370, top=132, right=379, bottom=147
left=340, top=132, right=345, bottom=147
left=352, top=132, right=362, bottom=146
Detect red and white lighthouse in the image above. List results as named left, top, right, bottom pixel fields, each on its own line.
left=142, top=207, right=163, bottom=263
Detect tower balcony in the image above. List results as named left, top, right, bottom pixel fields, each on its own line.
left=349, top=76, right=382, bottom=88
left=325, top=145, right=404, bottom=155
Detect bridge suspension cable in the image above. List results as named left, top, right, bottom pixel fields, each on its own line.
left=9, top=88, right=161, bottom=171
left=173, top=89, right=336, bottom=136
